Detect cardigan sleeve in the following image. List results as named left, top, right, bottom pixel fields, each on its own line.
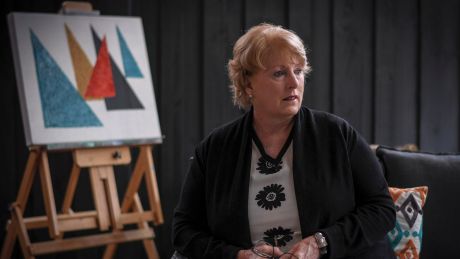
left=172, top=147, right=241, bottom=259
left=320, top=128, right=396, bottom=258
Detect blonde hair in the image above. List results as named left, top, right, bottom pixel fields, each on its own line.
left=228, top=23, right=311, bottom=109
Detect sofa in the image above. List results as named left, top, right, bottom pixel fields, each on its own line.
left=376, top=145, right=460, bottom=258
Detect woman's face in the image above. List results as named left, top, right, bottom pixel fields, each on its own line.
left=246, top=53, right=305, bottom=121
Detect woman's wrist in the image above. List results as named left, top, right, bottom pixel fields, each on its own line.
left=236, top=249, right=253, bottom=259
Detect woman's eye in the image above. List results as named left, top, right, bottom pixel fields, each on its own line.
left=273, top=71, right=285, bottom=77
left=294, top=69, right=303, bottom=75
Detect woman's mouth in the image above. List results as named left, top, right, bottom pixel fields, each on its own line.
left=283, top=95, right=298, bottom=101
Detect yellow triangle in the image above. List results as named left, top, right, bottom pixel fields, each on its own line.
left=65, top=24, right=94, bottom=97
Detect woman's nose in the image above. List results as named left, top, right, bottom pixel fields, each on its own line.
left=287, top=71, right=300, bottom=88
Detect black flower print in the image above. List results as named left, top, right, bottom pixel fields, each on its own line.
left=255, top=184, right=286, bottom=210
left=263, top=226, right=294, bottom=247
left=256, top=156, right=283, bottom=175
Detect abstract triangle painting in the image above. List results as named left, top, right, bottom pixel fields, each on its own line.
left=30, top=30, right=102, bottom=128
left=8, top=12, right=162, bottom=148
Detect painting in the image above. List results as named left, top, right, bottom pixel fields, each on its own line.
left=8, top=12, right=162, bottom=149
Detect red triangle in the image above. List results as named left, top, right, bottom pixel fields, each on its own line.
left=85, top=36, right=116, bottom=99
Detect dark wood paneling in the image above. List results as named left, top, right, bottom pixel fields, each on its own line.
left=290, top=0, right=333, bottom=112
left=0, top=3, right=29, bottom=253
left=203, top=0, right=243, bottom=136
left=0, top=2, right=21, bottom=246
left=375, top=0, right=418, bottom=147
left=157, top=0, right=203, bottom=257
left=420, top=0, right=460, bottom=152
left=245, top=0, right=287, bottom=28
left=333, top=0, right=374, bottom=141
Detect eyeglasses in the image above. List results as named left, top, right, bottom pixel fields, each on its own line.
left=251, top=239, right=299, bottom=259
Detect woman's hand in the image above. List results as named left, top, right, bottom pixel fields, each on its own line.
left=236, top=249, right=254, bottom=259
left=287, top=236, right=320, bottom=259
left=237, top=244, right=284, bottom=258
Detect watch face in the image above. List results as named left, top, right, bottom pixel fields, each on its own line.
left=314, top=232, right=328, bottom=255
left=315, top=232, right=327, bottom=248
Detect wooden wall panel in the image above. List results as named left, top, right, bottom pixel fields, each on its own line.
left=333, top=0, right=374, bottom=141
left=157, top=0, right=203, bottom=257
left=120, top=0, right=164, bottom=257
left=0, top=3, right=24, bottom=252
left=375, top=0, right=418, bottom=147
left=245, top=0, right=287, bottom=28
left=290, top=0, right=333, bottom=112
left=420, top=0, right=460, bottom=152
left=203, top=0, right=244, bottom=136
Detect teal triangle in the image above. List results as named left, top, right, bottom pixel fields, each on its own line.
left=116, top=26, right=143, bottom=78
left=30, top=30, right=102, bottom=128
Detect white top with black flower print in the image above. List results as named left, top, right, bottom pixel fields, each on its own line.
left=248, top=141, right=302, bottom=253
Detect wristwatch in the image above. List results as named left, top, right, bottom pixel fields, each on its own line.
left=314, top=232, right=328, bottom=255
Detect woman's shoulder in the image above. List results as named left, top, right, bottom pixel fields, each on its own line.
left=300, top=106, right=352, bottom=130
left=300, top=107, right=359, bottom=149
left=197, top=111, right=249, bottom=150
left=209, top=112, right=247, bottom=138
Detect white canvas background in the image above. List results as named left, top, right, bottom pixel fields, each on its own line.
left=8, top=12, right=162, bottom=148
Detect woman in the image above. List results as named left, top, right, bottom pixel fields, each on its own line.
left=172, top=23, right=395, bottom=259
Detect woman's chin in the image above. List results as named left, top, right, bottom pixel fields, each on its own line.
left=285, top=103, right=301, bottom=114
left=278, top=106, right=301, bottom=119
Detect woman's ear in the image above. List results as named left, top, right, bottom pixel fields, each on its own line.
left=245, top=84, right=253, bottom=97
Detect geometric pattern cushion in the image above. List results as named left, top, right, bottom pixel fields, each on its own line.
left=387, top=186, right=428, bottom=259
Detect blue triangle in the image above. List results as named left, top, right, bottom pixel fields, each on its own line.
left=116, top=26, right=143, bottom=78
left=30, top=30, right=102, bottom=128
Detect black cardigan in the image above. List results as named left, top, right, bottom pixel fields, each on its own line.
left=172, top=107, right=396, bottom=258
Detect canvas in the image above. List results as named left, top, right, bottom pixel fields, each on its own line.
left=8, top=12, right=162, bottom=149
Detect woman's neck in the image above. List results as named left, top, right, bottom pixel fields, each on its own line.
left=252, top=111, right=294, bottom=158
left=253, top=116, right=293, bottom=136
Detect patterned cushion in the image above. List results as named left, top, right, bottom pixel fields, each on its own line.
left=387, top=186, right=428, bottom=259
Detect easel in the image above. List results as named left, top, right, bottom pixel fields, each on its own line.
left=1, top=145, right=163, bottom=258
left=1, top=2, right=163, bottom=258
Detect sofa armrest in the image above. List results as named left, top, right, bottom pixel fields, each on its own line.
left=376, top=146, right=460, bottom=258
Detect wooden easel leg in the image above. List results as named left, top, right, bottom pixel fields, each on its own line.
left=89, top=167, right=110, bottom=231
left=100, top=166, right=123, bottom=259
left=56, top=163, right=81, bottom=239
left=38, top=151, right=60, bottom=238
left=120, top=147, right=147, bottom=212
left=138, top=146, right=161, bottom=258
left=103, top=194, right=159, bottom=259
left=102, top=242, right=117, bottom=259
left=11, top=205, right=35, bottom=259
left=17, top=150, right=41, bottom=208
left=134, top=195, right=159, bottom=259
left=143, top=146, right=164, bottom=225
left=61, top=163, right=81, bottom=214
left=102, top=166, right=122, bottom=230
left=1, top=150, right=40, bottom=259
left=0, top=216, right=18, bottom=259
left=119, top=146, right=163, bottom=224
left=141, top=232, right=159, bottom=259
